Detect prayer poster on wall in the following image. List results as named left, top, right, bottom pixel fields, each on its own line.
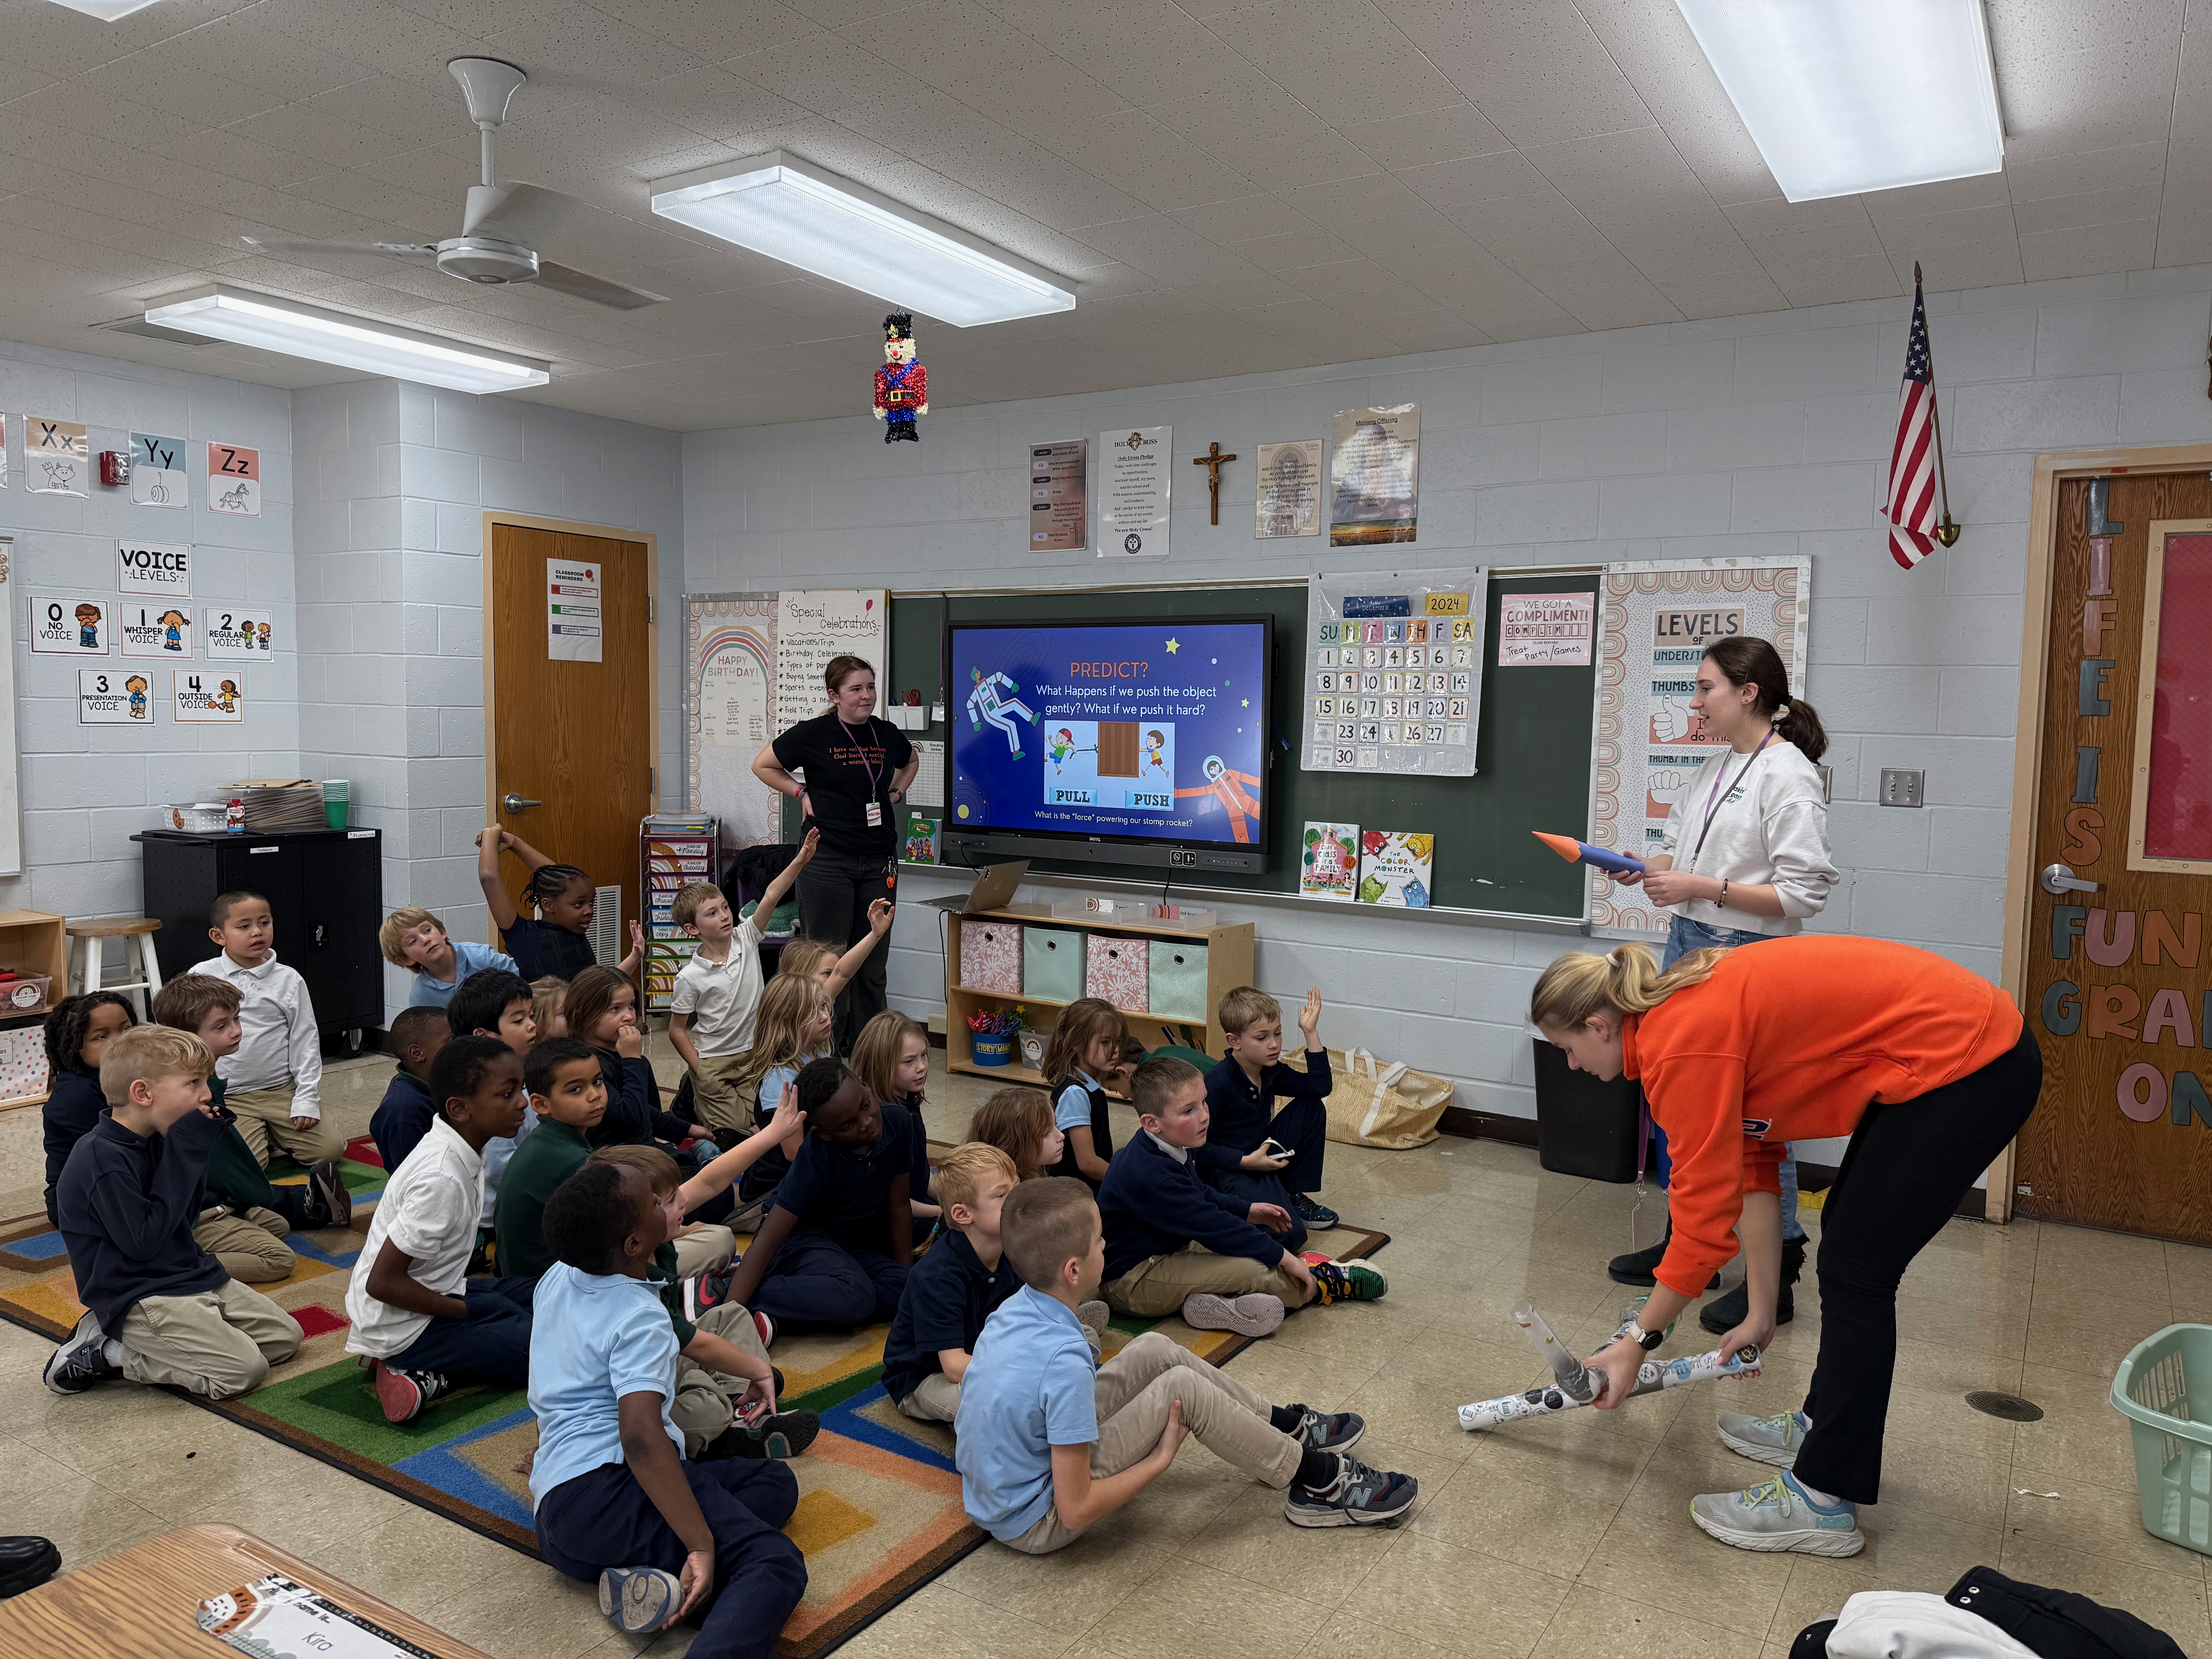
left=118, top=539, right=191, bottom=598
left=29, top=595, right=108, bottom=655
left=1029, top=438, right=1087, bottom=553
left=1098, top=425, right=1169, bottom=558
left=27, top=417, right=87, bottom=496
left=772, top=589, right=886, bottom=730
left=546, top=558, right=602, bottom=662
left=687, top=593, right=780, bottom=848
left=1591, top=557, right=1811, bottom=939
left=1498, top=592, right=1595, bottom=666
left=1255, top=440, right=1322, bottom=541
left=206, top=443, right=260, bottom=516
left=1329, top=404, right=1417, bottom=546
left=1301, top=568, right=1485, bottom=776
left=79, top=669, right=151, bottom=725
left=120, top=603, right=193, bottom=659
left=173, top=668, right=242, bottom=723
left=131, top=433, right=188, bottom=507
left=204, top=606, right=274, bottom=659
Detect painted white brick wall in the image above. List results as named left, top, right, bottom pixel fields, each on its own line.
left=684, top=265, right=2212, bottom=1121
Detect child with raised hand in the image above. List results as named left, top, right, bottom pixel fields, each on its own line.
left=1041, top=1000, right=1133, bottom=1189
left=45, top=1026, right=304, bottom=1400
left=476, top=825, right=643, bottom=983
left=955, top=1178, right=1414, bottom=1551
left=1097, top=1058, right=1385, bottom=1338
left=728, top=976, right=833, bottom=1202
left=448, top=968, right=540, bottom=1218
left=967, top=1087, right=1065, bottom=1183
left=41, top=992, right=137, bottom=1226
left=527, top=1160, right=808, bottom=1649
left=370, top=1006, right=453, bottom=1177
left=191, top=889, right=345, bottom=1168
left=1205, top=987, right=1338, bottom=1240
left=769, top=893, right=895, bottom=1008
left=346, top=1036, right=537, bottom=1423
left=566, top=966, right=713, bottom=1157
left=380, top=906, right=518, bottom=1011
left=851, top=1010, right=936, bottom=1221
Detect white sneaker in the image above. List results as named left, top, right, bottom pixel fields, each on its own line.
left=1717, top=1408, right=1810, bottom=1467
left=1182, top=1293, right=1284, bottom=1337
left=1690, top=1471, right=1863, bottom=1556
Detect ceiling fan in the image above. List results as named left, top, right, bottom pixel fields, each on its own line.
left=243, top=58, right=665, bottom=312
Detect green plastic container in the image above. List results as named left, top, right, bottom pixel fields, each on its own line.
left=2110, top=1322, right=2212, bottom=1555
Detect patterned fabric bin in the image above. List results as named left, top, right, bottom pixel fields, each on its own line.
left=959, top=922, right=1024, bottom=995
left=1085, top=936, right=1149, bottom=1013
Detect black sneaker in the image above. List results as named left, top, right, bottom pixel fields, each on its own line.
left=704, top=1407, right=821, bottom=1461
left=771, top=1367, right=786, bottom=1401
left=43, top=1313, right=119, bottom=1395
left=1290, top=1405, right=1365, bottom=1454
left=685, top=1269, right=733, bottom=1322
left=1699, top=1237, right=1805, bottom=1335
left=1609, top=1226, right=1720, bottom=1291
left=304, top=1161, right=352, bottom=1230
left=1284, top=1455, right=1418, bottom=1528
left=1292, top=1194, right=1340, bottom=1231
left=373, top=1360, right=451, bottom=1423
left=0, top=1535, right=60, bottom=1599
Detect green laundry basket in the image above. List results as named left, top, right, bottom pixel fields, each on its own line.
left=2111, top=1322, right=2212, bottom=1555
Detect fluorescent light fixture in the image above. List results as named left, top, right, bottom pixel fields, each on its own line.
left=45, top=0, right=167, bottom=18
left=1675, top=0, right=2003, bottom=202
left=142, top=286, right=551, bottom=395
left=650, top=151, right=1075, bottom=327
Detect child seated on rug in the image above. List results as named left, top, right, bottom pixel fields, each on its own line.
left=727, top=976, right=833, bottom=1202
left=967, top=1087, right=1066, bottom=1183
left=476, top=825, right=644, bottom=984
left=529, top=1160, right=808, bottom=1653
left=1096, top=1059, right=1385, bottom=1339
left=566, top=966, right=714, bottom=1161
left=882, top=1144, right=1106, bottom=1425
left=587, top=1144, right=819, bottom=1462
left=530, top=975, right=568, bottom=1040
left=954, top=1177, right=1415, bottom=1552
left=380, top=905, right=518, bottom=1012
left=447, top=968, right=539, bottom=1216
left=369, top=1006, right=453, bottom=1177
left=716, top=1058, right=912, bottom=1330
left=346, top=1036, right=537, bottom=1423
left=849, top=1010, right=937, bottom=1221
left=40, top=993, right=134, bottom=1227
left=190, top=889, right=347, bottom=1169
left=1041, top=1000, right=1133, bottom=1188
left=1204, top=987, right=1339, bottom=1242
left=45, top=1026, right=304, bottom=1401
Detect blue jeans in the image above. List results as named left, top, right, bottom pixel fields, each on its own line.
left=1651, top=914, right=1805, bottom=1244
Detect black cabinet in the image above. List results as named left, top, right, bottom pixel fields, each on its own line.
left=131, top=828, right=385, bottom=1039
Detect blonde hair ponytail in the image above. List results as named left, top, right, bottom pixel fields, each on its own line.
left=1529, top=943, right=1729, bottom=1032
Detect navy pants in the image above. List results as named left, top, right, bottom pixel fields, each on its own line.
left=751, top=1224, right=907, bottom=1328
left=387, top=1276, right=535, bottom=1387
left=537, top=1458, right=805, bottom=1659
left=1209, top=1094, right=1326, bottom=1255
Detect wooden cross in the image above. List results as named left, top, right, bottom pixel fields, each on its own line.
left=1192, top=440, right=1237, bottom=525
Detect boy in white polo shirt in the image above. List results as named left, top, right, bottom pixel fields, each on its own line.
left=190, top=890, right=344, bottom=1168
left=668, top=830, right=817, bottom=1134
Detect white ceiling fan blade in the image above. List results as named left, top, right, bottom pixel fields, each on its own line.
left=532, top=261, right=667, bottom=311
left=242, top=237, right=437, bottom=260
left=463, top=182, right=573, bottom=245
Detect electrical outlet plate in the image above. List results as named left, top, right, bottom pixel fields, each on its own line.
left=1879, top=768, right=1924, bottom=807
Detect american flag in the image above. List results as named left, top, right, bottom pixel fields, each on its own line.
left=1887, top=275, right=1939, bottom=570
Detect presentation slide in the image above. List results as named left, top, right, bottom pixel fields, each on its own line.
left=949, top=620, right=1269, bottom=847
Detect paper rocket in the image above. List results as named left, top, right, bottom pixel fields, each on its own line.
left=1534, top=831, right=1645, bottom=876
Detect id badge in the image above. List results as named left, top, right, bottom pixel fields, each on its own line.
left=866, top=801, right=883, bottom=828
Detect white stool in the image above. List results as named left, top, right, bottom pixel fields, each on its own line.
left=67, top=917, right=165, bottom=1021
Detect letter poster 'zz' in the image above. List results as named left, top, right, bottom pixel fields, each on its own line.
left=1301, top=568, right=1487, bottom=777
left=1590, top=556, right=1811, bottom=938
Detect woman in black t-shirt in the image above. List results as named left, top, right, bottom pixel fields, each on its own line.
left=753, top=654, right=918, bottom=1049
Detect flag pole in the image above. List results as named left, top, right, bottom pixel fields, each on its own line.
left=1917, top=262, right=1962, bottom=547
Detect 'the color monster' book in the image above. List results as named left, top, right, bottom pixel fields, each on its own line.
left=1358, top=830, right=1433, bottom=907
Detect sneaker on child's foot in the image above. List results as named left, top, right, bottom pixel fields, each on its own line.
left=704, top=1407, right=821, bottom=1462
left=685, top=1270, right=732, bottom=1323
left=753, top=1309, right=775, bottom=1349
left=305, top=1160, right=352, bottom=1230
left=1181, top=1293, right=1285, bottom=1337
left=598, top=1566, right=683, bottom=1634
left=43, top=1312, right=120, bottom=1395
left=1289, top=1405, right=1365, bottom=1454
left=1690, top=1472, right=1863, bottom=1556
left=1307, top=1261, right=1387, bottom=1305
left=372, top=1359, right=450, bottom=1424
left=1291, top=1194, right=1340, bottom=1231
left=1284, top=1456, right=1417, bottom=1528
left=770, top=1367, right=786, bottom=1400
left=1076, top=1300, right=1111, bottom=1338
left=1717, top=1408, right=1810, bottom=1467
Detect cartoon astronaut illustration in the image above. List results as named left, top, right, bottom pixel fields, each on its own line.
left=1175, top=755, right=1262, bottom=844
left=74, top=603, right=102, bottom=649
left=966, top=666, right=1035, bottom=758
left=157, top=610, right=188, bottom=651
left=124, top=675, right=148, bottom=721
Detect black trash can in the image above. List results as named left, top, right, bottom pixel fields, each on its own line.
left=1532, top=1039, right=1642, bottom=1182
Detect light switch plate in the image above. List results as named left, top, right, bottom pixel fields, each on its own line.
left=1879, top=768, right=1924, bottom=807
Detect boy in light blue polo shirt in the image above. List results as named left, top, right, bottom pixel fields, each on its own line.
left=527, top=1160, right=807, bottom=1654
left=954, top=1177, right=1416, bottom=1554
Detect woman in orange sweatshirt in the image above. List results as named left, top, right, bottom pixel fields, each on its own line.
left=1530, top=934, right=2039, bottom=1558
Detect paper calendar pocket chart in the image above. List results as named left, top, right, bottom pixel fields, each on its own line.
left=1147, top=940, right=1209, bottom=1022
left=1023, top=927, right=1085, bottom=1004
left=1085, top=936, right=1148, bottom=1013
left=960, top=922, right=1024, bottom=995
left=1302, top=568, right=1487, bottom=776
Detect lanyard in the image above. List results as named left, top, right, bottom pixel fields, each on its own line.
left=1690, top=729, right=1774, bottom=866
left=838, top=717, right=881, bottom=800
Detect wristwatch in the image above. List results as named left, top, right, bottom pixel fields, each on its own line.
left=1615, top=1317, right=1665, bottom=1353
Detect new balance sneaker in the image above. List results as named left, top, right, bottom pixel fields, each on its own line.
left=705, top=1407, right=821, bottom=1462
left=1284, top=1456, right=1418, bottom=1528
left=1182, top=1293, right=1285, bottom=1337
left=1717, top=1408, right=1810, bottom=1467
left=1289, top=1406, right=1365, bottom=1454
left=598, top=1566, right=683, bottom=1634
left=1307, top=1261, right=1387, bottom=1305
left=1291, top=1194, right=1340, bottom=1231
left=43, top=1312, right=120, bottom=1395
left=1690, top=1472, right=1862, bottom=1556
left=304, top=1160, right=353, bottom=1230
left=372, top=1360, right=451, bottom=1424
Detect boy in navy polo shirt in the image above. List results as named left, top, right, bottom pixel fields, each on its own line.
left=1203, top=986, right=1337, bottom=1238
left=955, top=1176, right=1414, bottom=1553
left=718, top=1058, right=912, bottom=1329
left=369, top=1007, right=452, bottom=1176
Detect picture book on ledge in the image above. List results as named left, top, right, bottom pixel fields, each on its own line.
left=1299, top=821, right=1359, bottom=902
left=904, top=813, right=939, bottom=865
left=1358, top=830, right=1433, bottom=908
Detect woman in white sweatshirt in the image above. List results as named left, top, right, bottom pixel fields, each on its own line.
left=1607, top=635, right=1839, bottom=1333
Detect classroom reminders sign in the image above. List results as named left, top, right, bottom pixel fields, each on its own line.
left=547, top=560, right=602, bottom=662
left=1098, top=426, right=1169, bottom=558
left=207, top=443, right=260, bottom=517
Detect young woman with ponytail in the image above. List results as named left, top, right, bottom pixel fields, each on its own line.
left=1607, top=637, right=1839, bottom=1336
left=1529, top=936, right=2039, bottom=1556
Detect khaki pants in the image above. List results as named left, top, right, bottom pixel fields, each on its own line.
left=1001, top=1331, right=1298, bottom=1555
left=227, top=1084, right=347, bottom=1168
left=1101, top=1245, right=1312, bottom=1320
left=117, top=1279, right=303, bottom=1400
left=193, top=1207, right=294, bottom=1284
left=671, top=1302, right=776, bottom=1455
left=690, top=1053, right=753, bottom=1132
left=674, top=1224, right=736, bottom=1280
left=895, top=1370, right=963, bottom=1424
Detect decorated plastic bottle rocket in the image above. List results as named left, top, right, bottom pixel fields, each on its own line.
left=1513, top=1300, right=1596, bottom=1404
left=1532, top=831, right=1645, bottom=876
left=873, top=313, right=928, bottom=444
left=1457, top=1303, right=1760, bottom=1431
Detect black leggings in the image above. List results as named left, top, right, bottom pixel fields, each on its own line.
left=1794, top=1025, right=2043, bottom=1503
left=796, top=846, right=891, bottom=1053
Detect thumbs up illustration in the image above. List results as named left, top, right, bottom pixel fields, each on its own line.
left=1652, top=695, right=1691, bottom=742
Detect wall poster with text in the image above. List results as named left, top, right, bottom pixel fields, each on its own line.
left=687, top=592, right=779, bottom=850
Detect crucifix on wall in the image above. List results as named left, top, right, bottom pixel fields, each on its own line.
left=1192, top=441, right=1237, bottom=526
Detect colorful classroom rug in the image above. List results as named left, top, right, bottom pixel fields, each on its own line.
left=0, top=1146, right=1389, bottom=1657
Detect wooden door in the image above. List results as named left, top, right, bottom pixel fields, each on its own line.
left=2016, top=472, right=2212, bottom=1240
left=486, top=522, right=653, bottom=956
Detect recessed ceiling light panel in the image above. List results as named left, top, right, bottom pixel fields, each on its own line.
left=649, top=151, right=1075, bottom=327
left=1675, top=0, right=2004, bottom=202
left=45, top=0, right=167, bottom=19
left=142, top=285, right=550, bottom=394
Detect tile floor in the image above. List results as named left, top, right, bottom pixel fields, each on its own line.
left=1, top=1042, right=2205, bottom=1659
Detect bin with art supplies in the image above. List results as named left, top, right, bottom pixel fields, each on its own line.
left=2111, top=1322, right=2212, bottom=1556
left=967, top=1006, right=1022, bottom=1068
left=1532, top=1036, right=1642, bottom=1182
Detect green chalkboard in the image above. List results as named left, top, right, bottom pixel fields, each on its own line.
left=869, top=575, right=1601, bottom=921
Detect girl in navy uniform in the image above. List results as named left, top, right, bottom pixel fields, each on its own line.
left=1041, top=1000, right=1132, bottom=1189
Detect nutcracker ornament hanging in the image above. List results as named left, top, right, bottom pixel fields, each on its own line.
left=873, top=312, right=928, bottom=443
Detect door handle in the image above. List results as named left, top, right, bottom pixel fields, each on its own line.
left=501, top=793, right=541, bottom=814
left=2040, top=862, right=2099, bottom=896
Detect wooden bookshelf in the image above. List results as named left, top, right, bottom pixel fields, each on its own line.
left=0, top=910, right=67, bottom=1111
left=944, top=905, right=1255, bottom=1088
